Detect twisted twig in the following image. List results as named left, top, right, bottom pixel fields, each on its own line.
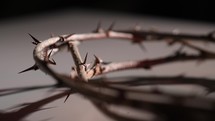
left=18, top=25, right=215, bottom=121
left=20, top=26, right=215, bottom=79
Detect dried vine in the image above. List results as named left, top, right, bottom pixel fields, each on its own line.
left=18, top=24, right=215, bottom=121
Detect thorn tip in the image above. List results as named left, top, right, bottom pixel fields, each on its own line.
left=18, top=64, right=38, bottom=74
left=28, top=33, right=41, bottom=45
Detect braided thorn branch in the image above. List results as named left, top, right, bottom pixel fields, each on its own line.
left=19, top=24, right=215, bottom=76
left=18, top=23, right=215, bottom=121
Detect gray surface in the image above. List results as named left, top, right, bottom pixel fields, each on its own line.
left=0, top=9, right=215, bottom=121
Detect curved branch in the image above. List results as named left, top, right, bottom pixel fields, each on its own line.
left=26, top=28, right=215, bottom=121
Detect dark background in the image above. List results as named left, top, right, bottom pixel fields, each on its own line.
left=1, top=0, right=215, bottom=23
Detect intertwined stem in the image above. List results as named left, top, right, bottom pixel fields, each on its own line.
left=20, top=26, right=215, bottom=121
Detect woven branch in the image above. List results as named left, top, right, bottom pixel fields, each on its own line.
left=19, top=25, right=215, bottom=121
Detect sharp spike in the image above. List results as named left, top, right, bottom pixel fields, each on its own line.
left=94, top=21, right=104, bottom=33
left=18, top=64, right=38, bottom=74
left=83, top=53, right=88, bottom=64
left=45, top=49, right=56, bottom=65
left=90, top=55, right=100, bottom=69
left=48, top=59, right=56, bottom=65
left=64, top=93, right=71, bottom=103
left=94, top=55, right=101, bottom=64
left=28, top=33, right=41, bottom=44
left=108, top=21, right=115, bottom=31
left=48, top=49, right=53, bottom=59
left=96, top=21, right=101, bottom=31
left=58, top=36, right=65, bottom=42
left=32, top=41, right=38, bottom=45
left=52, top=59, right=56, bottom=65
left=93, top=55, right=104, bottom=65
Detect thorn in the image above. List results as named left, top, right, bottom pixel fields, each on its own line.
left=108, top=21, right=115, bottom=31
left=94, top=55, right=103, bottom=64
left=58, top=36, right=65, bottom=42
left=181, top=41, right=209, bottom=54
left=48, top=49, right=53, bottom=59
left=90, top=55, right=102, bottom=69
left=32, top=41, right=38, bottom=45
left=78, top=53, right=89, bottom=71
left=92, top=54, right=112, bottom=67
left=64, top=93, right=71, bottom=103
left=95, top=21, right=101, bottom=31
left=79, top=53, right=88, bottom=65
left=18, top=64, right=38, bottom=74
left=28, top=33, right=41, bottom=45
left=46, top=49, right=56, bottom=65
left=83, top=53, right=88, bottom=64
left=94, top=21, right=104, bottom=33
left=48, top=59, right=56, bottom=65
